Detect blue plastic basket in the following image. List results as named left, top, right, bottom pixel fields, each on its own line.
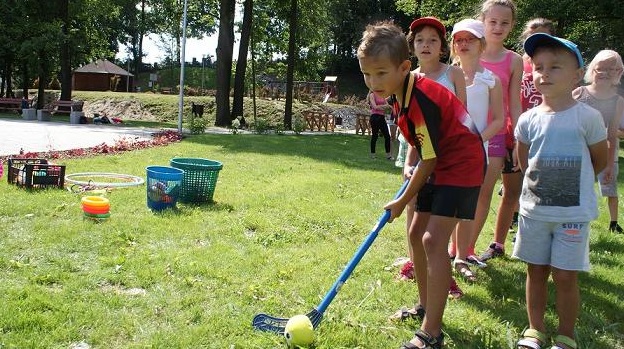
left=146, top=166, right=184, bottom=211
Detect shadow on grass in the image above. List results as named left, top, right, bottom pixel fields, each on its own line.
left=459, top=255, right=624, bottom=349
left=183, top=133, right=400, bottom=175
left=147, top=201, right=234, bottom=216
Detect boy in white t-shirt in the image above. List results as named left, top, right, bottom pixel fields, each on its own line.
left=514, top=33, right=607, bottom=349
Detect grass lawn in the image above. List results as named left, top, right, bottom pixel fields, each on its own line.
left=0, top=133, right=623, bottom=348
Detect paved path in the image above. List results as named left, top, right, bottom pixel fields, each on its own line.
left=0, top=118, right=357, bottom=157
left=0, top=119, right=158, bottom=156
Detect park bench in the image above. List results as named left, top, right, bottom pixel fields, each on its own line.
left=161, top=87, right=173, bottom=94
left=303, top=111, right=335, bottom=132
left=355, top=113, right=371, bottom=135
left=43, top=99, right=84, bottom=115
left=0, top=98, right=31, bottom=112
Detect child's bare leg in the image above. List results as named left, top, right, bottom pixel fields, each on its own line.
left=410, top=211, right=430, bottom=308
left=406, top=196, right=416, bottom=261
left=455, top=220, right=474, bottom=260
left=552, top=267, right=579, bottom=342
left=607, top=196, right=619, bottom=222
left=526, top=263, right=550, bottom=334
left=492, top=171, right=522, bottom=244
left=470, top=158, right=503, bottom=249
left=420, top=215, right=459, bottom=336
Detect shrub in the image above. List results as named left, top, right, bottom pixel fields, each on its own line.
left=187, top=116, right=207, bottom=135
left=253, top=119, right=270, bottom=134
left=230, top=118, right=241, bottom=135
left=292, top=117, right=306, bottom=135
left=274, top=123, right=285, bottom=135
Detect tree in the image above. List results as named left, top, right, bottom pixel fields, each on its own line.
left=150, top=0, right=218, bottom=64
left=283, top=0, right=297, bottom=129
left=214, top=0, right=236, bottom=126
left=231, top=0, right=253, bottom=121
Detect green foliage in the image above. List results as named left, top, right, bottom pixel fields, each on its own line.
left=394, top=0, right=624, bottom=63
left=252, top=118, right=271, bottom=134
left=187, top=115, right=207, bottom=134
left=292, top=116, right=307, bottom=134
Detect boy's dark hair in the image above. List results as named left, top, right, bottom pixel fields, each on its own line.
left=357, top=21, right=409, bottom=67
left=406, top=25, right=450, bottom=62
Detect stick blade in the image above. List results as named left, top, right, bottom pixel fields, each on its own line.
left=252, top=309, right=323, bottom=335
left=252, top=313, right=289, bottom=334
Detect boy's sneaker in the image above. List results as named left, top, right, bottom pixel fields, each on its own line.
left=480, top=243, right=505, bottom=262
left=609, top=222, right=624, bottom=234
left=466, top=254, right=487, bottom=268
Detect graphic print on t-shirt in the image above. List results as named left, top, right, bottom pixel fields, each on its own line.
left=521, top=70, right=542, bottom=109
left=523, top=155, right=581, bottom=207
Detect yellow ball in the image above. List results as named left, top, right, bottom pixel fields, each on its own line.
left=284, top=314, right=315, bottom=348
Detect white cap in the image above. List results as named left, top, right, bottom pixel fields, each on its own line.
left=451, top=19, right=485, bottom=38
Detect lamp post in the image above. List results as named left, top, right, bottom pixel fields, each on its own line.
left=177, top=0, right=188, bottom=133
left=126, top=57, right=130, bottom=93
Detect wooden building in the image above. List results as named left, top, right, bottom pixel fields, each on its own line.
left=73, top=59, right=134, bottom=92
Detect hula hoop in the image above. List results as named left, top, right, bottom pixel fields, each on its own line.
left=83, top=212, right=111, bottom=219
left=81, top=196, right=110, bottom=207
left=82, top=205, right=110, bottom=215
left=66, top=172, right=144, bottom=188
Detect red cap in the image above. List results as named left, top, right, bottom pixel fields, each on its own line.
left=409, top=16, right=446, bottom=37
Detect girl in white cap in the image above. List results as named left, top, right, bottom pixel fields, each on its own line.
left=449, top=18, right=504, bottom=282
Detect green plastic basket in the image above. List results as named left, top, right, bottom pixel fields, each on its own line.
left=170, top=158, right=223, bottom=204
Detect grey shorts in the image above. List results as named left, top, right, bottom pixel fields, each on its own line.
left=597, top=164, right=619, bottom=197
left=512, top=215, right=590, bottom=271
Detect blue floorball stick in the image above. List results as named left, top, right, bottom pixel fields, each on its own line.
left=252, top=180, right=410, bottom=334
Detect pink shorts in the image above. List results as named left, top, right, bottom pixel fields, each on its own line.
left=488, top=134, right=507, bottom=158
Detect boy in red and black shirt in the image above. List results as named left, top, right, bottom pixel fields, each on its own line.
left=358, top=21, right=485, bottom=349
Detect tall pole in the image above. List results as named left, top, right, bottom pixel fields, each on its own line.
left=177, top=0, right=189, bottom=133
left=201, top=54, right=205, bottom=93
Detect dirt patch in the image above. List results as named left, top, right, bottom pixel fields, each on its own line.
left=84, top=99, right=157, bottom=121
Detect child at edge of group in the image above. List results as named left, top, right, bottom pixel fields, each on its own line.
left=472, top=0, right=524, bottom=264
left=448, top=18, right=504, bottom=283
left=503, top=17, right=557, bottom=244
left=514, top=32, right=608, bottom=349
left=357, top=20, right=486, bottom=349
left=572, top=50, right=624, bottom=234
left=368, top=90, right=394, bottom=160
left=395, top=15, right=467, bottom=302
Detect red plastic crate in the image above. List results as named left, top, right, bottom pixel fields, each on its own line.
left=7, top=158, right=66, bottom=189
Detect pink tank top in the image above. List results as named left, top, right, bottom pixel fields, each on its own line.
left=481, top=51, right=513, bottom=136
left=369, top=93, right=387, bottom=115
